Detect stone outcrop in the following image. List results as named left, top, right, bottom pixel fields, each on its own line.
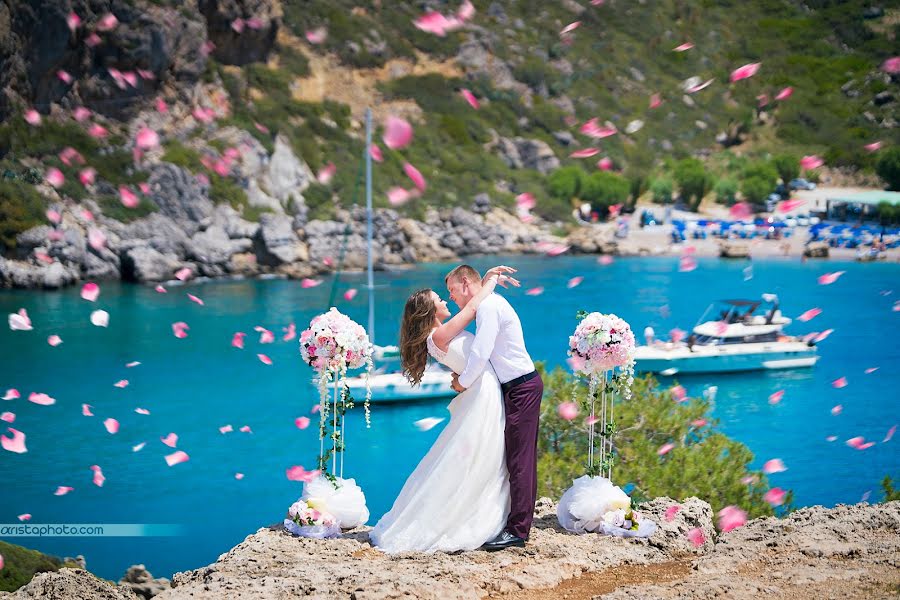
left=566, top=223, right=618, bottom=254
left=493, top=136, right=561, bottom=174
left=196, top=0, right=279, bottom=66
left=0, top=568, right=140, bottom=600
left=118, top=564, right=171, bottom=600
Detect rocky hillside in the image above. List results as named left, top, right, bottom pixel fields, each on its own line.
left=3, top=498, right=899, bottom=599
left=0, top=0, right=897, bottom=287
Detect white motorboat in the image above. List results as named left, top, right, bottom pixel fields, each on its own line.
left=634, top=295, right=819, bottom=375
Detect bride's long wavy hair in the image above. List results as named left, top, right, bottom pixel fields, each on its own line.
left=399, top=289, right=436, bottom=386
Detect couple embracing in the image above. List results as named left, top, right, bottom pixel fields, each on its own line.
left=369, top=264, right=544, bottom=553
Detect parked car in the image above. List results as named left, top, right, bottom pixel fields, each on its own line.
left=789, top=178, right=817, bottom=191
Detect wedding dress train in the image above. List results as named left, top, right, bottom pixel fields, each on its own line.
left=369, top=330, right=510, bottom=553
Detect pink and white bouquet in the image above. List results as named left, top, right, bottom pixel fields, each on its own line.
left=568, top=311, right=635, bottom=398
left=300, top=307, right=373, bottom=373
left=557, top=475, right=656, bottom=538
left=283, top=498, right=341, bottom=539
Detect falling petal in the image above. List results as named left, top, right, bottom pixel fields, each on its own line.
left=570, top=147, right=600, bottom=158
left=0, top=412, right=14, bottom=423
left=45, top=168, right=65, bottom=188
left=97, top=13, right=118, bottom=31
left=883, top=425, right=896, bottom=443
left=1, top=428, right=27, bottom=453
left=119, top=186, right=139, bottom=208
left=256, top=327, right=274, bottom=344
left=165, top=450, right=189, bottom=467
left=113, top=380, right=128, bottom=388
left=387, top=186, right=412, bottom=206
left=763, top=458, right=787, bottom=474
left=79, top=168, right=97, bottom=187
left=369, top=143, right=383, bottom=162
left=160, top=433, right=178, bottom=448
left=295, top=416, right=310, bottom=430
left=132, top=442, right=145, bottom=452
left=135, top=127, right=160, bottom=150
left=800, top=155, right=824, bottom=170
left=24, top=109, right=41, bottom=126
left=90, top=310, right=109, bottom=327
left=231, top=332, right=245, bottom=349
left=730, top=62, right=761, bottom=82
left=282, top=323, right=296, bottom=341
left=2, top=389, right=19, bottom=401
left=47, top=335, right=62, bottom=347
left=343, top=288, right=358, bottom=301
left=305, top=27, right=327, bottom=44
left=219, top=424, right=233, bottom=434
left=187, top=293, right=204, bottom=306
left=691, top=419, right=708, bottom=427
left=53, top=486, right=74, bottom=496
left=458, top=0, right=475, bottom=20
left=597, top=157, right=614, bottom=171
left=234, top=473, right=244, bottom=480
left=286, top=465, right=320, bottom=482
left=657, top=442, right=675, bottom=455
left=729, top=202, right=753, bottom=220
left=864, top=141, right=882, bottom=153
left=403, top=162, right=426, bottom=191
left=525, top=287, right=544, bottom=296
left=460, top=88, right=480, bottom=109
left=717, top=505, right=747, bottom=533
left=91, top=465, right=105, bottom=487
left=155, top=285, right=167, bottom=293
left=414, top=417, right=445, bottom=431
left=172, top=322, right=189, bottom=338
left=383, top=116, right=413, bottom=150
left=81, top=404, right=93, bottom=416
left=67, top=12, right=81, bottom=32
left=649, top=93, right=662, bottom=109
left=103, top=418, right=119, bottom=434
left=135, top=408, right=150, bottom=415
left=560, top=21, right=581, bottom=35
left=817, top=271, right=844, bottom=285
left=257, top=354, right=272, bottom=365
left=301, top=278, right=322, bottom=289
left=175, top=267, right=193, bottom=281
left=231, top=18, right=245, bottom=33
left=28, top=393, right=55, bottom=406
left=880, top=56, right=900, bottom=74
left=831, top=376, right=848, bottom=389
left=797, top=308, right=821, bottom=322
left=316, top=163, right=336, bottom=185
left=768, top=390, right=784, bottom=405
left=864, top=367, right=879, bottom=374
left=763, top=487, right=786, bottom=506
left=80, top=282, right=100, bottom=302
left=567, top=276, right=583, bottom=289
left=686, top=79, right=714, bottom=93
left=57, top=70, right=73, bottom=84
left=17, top=514, right=31, bottom=521
left=775, top=87, right=793, bottom=101
left=673, top=42, right=694, bottom=52
left=88, top=124, right=108, bottom=138
left=557, top=402, right=578, bottom=420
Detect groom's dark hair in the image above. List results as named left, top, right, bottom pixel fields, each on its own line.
left=445, top=264, right=481, bottom=285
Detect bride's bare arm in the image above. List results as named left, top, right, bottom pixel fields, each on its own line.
left=431, top=275, right=501, bottom=351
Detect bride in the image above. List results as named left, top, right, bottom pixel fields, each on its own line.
left=369, top=267, right=517, bottom=553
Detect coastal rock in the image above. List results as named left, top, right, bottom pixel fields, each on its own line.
left=213, top=205, right=260, bottom=240
left=260, top=136, right=315, bottom=206
left=40, top=261, right=79, bottom=289
left=0, top=568, right=140, bottom=600
left=719, top=241, right=751, bottom=258
left=397, top=218, right=457, bottom=263
left=118, top=564, right=171, bottom=599
left=253, top=213, right=306, bottom=266
left=804, top=241, right=830, bottom=258
left=566, top=224, right=618, bottom=254
left=188, top=225, right=253, bottom=267
left=146, top=164, right=214, bottom=234
left=197, top=0, right=279, bottom=66
left=120, top=246, right=182, bottom=283
left=495, top=136, right=560, bottom=174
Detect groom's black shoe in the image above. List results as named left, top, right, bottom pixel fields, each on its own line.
left=480, top=530, right=525, bottom=551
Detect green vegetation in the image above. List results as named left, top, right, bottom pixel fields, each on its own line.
left=876, top=147, right=900, bottom=191
left=650, top=176, right=674, bottom=204
left=714, top=177, right=738, bottom=204
left=536, top=364, right=789, bottom=518
left=673, top=158, right=711, bottom=211
left=882, top=476, right=900, bottom=502
left=0, top=178, right=45, bottom=251
left=0, top=541, right=84, bottom=592
left=772, top=153, right=800, bottom=183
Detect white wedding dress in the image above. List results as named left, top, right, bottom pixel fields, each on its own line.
left=369, top=330, right=510, bottom=553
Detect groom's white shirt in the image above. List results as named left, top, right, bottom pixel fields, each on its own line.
left=457, top=293, right=535, bottom=388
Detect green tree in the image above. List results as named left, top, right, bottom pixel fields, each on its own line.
left=875, top=147, right=900, bottom=191
left=0, top=179, right=45, bottom=252
left=673, top=158, right=710, bottom=210
left=714, top=177, right=739, bottom=205
left=536, top=364, right=788, bottom=519
left=878, top=201, right=896, bottom=226
left=881, top=476, right=900, bottom=502
left=547, top=166, right=584, bottom=201
left=581, top=171, right=630, bottom=209
left=742, top=160, right=779, bottom=187
left=740, top=176, right=772, bottom=204
left=772, top=153, right=799, bottom=183
left=650, top=177, right=674, bottom=204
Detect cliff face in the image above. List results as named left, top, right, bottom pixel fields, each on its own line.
left=4, top=499, right=897, bottom=600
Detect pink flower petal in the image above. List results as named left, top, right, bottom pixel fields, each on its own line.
left=1, top=428, right=27, bottom=453
left=47, top=335, right=63, bottom=347
left=231, top=332, right=245, bottom=349
left=403, top=162, right=427, bottom=191
left=686, top=79, right=714, bottom=93
left=383, top=116, right=413, bottom=150
left=458, top=0, right=475, bottom=20
left=91, top=465, right=105, bottom=487
left=85, top=33, right=102, bottom=47
left=89, top=309, right=109, bottom=327
left=88, top=124, right=108, bottom=139
left=883, top=425, right=896, bottom=443
left=160, top=433, right=178, bottom=448
left=155, top=285, right=167, bottom=293
left=103, top=418, right=119, bottom=434
left=219, top=424, right=233, bottom=434
left=557, top=402, right=578, bottom=420
left=664, top=505, right=681, bottom=521
left=82, top=404, right=93, bottom=416
left=28, top=393, right=55, bottom=406
left=316, top=162, right=336, bottom=185
left=301, top=278, right=322, bottom=289
left=119, top=186, right=139, bottom=208
left=691, top=419, right=708, bottom=428
left=113, top=380, right=128, bottom=388
left=560, top=21, right=581, bottom=35
left=165, top=450, right=189, bottom=467
left=305, top=27, right=327, bottom=44
left=864, top=367, right=879, bottom=374
left=2, top=389, right=20, bottom=401
left=67, top=12, right=81, bottom=32
left=135, top=408, right=150, bottom=415
left=775, top=86, right=793, bottom=101
left=717, top=505, right=747, bottom=532
left=817, top=271, right=844, bottom=285
left=239, top=425, right=252, bottom=433
left=826, top=435, right=837, bottom=442
left=24, top=109, right=41, bottom=126
left=172, top=322, right=189, bottom=339
left=797, top=308, right=821, bottom=322
left=187, top=293, right=204, bottom=306
left=295, top=416, right=310, bottom=429
left=686, top=527, right=705, bottom=547
left=657, top=442, right=675, bottom=455
left=17, top=514, right=31, bottom=522
left=96, top=13, right=118, bottom=32
left=175, top=267, right=193, bottom=281
left=570, top=147, right=599, bottom=158
left=282, top=323, right=296, bottom=341
left=132, top=442, right=146, bottom=452
left=9, top=309, right=33, bottom=331
left=135, top=127, right=160, bottom=150
left=831, top=404, right=843, bottom=416
left=231, top=18, right=245, bottom=33
left=257, top=353, right=272, bottom=365
left=800, top=155, right=824, bottom=171
left=525, top=287, right=544, bottom=296
left=460, top=88, right=480, bottom=109
left=234, top=473, right=245, bottom=480
left=673, top=42, right=694, bottom=52
left=286, top=465, right=321, bottom=482
left=256, top=327, right=274, bottom=344
left=597, top=157, right=614, bottom=171
left=813, top=329, right=834, bottom=343
left=567, top=276, right=583, bottom=289
left=729, top=202, right=753, bottom=220
left=79, top=168, right=97, bottom=187
left=730, top=62, right=761, bottom=82
left=387, top=186, right=412, bottom=206
left=80, top=282, right=100, bottom=302
left=57, top=70, right=73, bottom=84
left=763, top=458, right=787, bottom=474
left=768, top=390, right=784, bottom=405
left=53, top=486, right=74, bottom=496
left=864, top=141, right=882, bottom=153
left=369, top=143, right=383, bottom=162
left=45, top=167, right=65, bottom=188
left=763, top=487, right=786, bottom=506
left=831, top=376, right=848, bottom=389
left=343, top=288, right=358, bottom=301
left=880, top=56, right=900, bottom=74
left=649, top=93, right=662, bottom=109
left=0, top=412, right=14, bottom=423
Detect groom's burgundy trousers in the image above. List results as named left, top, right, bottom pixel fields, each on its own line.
left=502, top=372, right=544, bottom=540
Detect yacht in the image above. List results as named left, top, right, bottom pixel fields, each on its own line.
left=634, top=295, right=819, bottom=374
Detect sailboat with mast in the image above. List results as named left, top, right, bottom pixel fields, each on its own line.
left=337, top=109, right=455, bottom=403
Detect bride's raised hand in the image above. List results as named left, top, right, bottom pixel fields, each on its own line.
left=482, top=265, right=517, bottom=287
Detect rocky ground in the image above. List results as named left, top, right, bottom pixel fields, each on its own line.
left=3, top=499, right=897, bottom=600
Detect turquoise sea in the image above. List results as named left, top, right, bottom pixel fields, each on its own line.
left=1, top=255, right=898, bottom=580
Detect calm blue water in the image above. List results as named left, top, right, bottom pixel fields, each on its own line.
left=1, top=255, right=897, bottom=579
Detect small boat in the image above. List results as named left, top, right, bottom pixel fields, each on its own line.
left=329, top=109, right=454, bottom=404
left=634, top=295, right=819, bottom=375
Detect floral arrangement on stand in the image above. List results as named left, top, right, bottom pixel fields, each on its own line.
left=557, top=310, right=656, bottom=538
left=284, top=307, right=373, bottom=538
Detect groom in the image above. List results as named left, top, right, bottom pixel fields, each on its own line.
left=446, top=265, right=544, bottom=551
